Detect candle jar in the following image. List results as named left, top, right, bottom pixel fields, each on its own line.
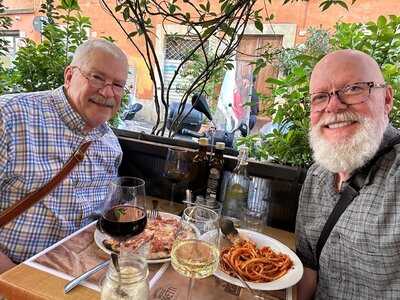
left=101, top=253, right=149, bottom=300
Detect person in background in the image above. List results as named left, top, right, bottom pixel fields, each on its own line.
left=232, top=77, right=247, bottom=123
left=0, top=38, right=128, bottom=273
left=249, top=76, right=259, bottom=131
left=296, top=49, right=399, bottom=299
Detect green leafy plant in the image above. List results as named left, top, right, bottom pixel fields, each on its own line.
left=7, top=0, right=90, bottom=92
left=241, top=15, right=400, bottom=168
left=261, top=59, right=315, bottom=167
left=236, top=133, right=262, bottom=160
left=0, top=0, right=12, bottom=57
left=0, top=0, right=12, bottom=95
left=0, top=0, right=127, bottom=126
left=237, top=28, right=327, bottom=167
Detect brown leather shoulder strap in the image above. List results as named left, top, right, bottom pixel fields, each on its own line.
left=0, top=141, right=93, bottom=227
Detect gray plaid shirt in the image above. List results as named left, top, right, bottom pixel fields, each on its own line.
left=296, top=124, right=400, bottom=299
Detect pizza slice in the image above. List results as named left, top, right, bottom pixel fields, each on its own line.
left=101, top=215, right=180, bottom=259
left=102, top=229, right=153, bottom=254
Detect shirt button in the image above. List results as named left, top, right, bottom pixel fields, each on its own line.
left=330, top=232, right=340, bottom=244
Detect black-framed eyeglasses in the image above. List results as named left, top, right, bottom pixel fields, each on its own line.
left=72, top=66, right=126, bottom=96
left=310, top=81, right=386, bottom=112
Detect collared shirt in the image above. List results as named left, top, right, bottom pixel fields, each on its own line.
left=296, top=124, right=400, bottom=299
left=0, top=86, right=122, bottom=262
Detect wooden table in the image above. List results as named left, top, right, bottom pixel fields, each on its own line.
left=0, top=199, right=296, bottom=300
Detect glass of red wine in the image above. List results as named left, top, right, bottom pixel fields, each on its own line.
left=163, top=148, right=191, bottom=204
left=98, top=176, right=147, bottom=245
left=98, top=176, right=147, bottom=296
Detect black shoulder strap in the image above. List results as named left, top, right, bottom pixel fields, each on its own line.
left=315, top=135, right=400, bottom=268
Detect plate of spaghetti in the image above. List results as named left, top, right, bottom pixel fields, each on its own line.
left=214, top=229, right=303, bottom=290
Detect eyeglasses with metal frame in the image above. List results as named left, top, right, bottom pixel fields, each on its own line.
left=310, top=81, right=386, bottom=112
left=72, top=66, right=126, bottom=96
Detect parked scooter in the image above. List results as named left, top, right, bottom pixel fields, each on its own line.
left=122, top=103, right=143, bottom=121
left=168, top=94, right=248, bottom=148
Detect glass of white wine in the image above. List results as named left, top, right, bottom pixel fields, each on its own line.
left=171, top=206, right=220, bottom=300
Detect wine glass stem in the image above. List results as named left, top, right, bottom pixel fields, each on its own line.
left=170, top=183, right=176, bottom=206
left=187, top=277, right=194, bottom=300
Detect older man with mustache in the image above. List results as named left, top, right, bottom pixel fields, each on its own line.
left=295, top=49, right=399, bottom=299
left=0, top=39, right=128, bottom=272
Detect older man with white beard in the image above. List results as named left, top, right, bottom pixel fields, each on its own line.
left=295, top=49, right=400, bottom=300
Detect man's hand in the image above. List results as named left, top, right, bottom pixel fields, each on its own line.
left=297, top=267, right=317, bottom=300
left=0, top=251, right=15, bottom=274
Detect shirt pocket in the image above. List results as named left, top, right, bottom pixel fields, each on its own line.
left=342, top=232, right=399, bottom=292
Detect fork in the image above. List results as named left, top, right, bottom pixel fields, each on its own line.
left=149, top=199, right=159, bottom=219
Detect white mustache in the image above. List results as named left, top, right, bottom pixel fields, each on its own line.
left=89, top=95, right=114, bottom=108
left=317, top=111, right=361, bottom=127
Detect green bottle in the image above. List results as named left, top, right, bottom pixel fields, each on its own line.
left=189, top=137, right=209, bottom=197
left=205, top=142, right=225, bottom=207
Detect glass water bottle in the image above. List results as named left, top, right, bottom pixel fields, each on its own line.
left=222, top=146, right=250, bottom=226
left=101, top=253, right=149, bottom=300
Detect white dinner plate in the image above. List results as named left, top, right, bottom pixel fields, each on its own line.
left=94, top=211, right=181, bottom=264
left=211, top=229, right=303, bottom=291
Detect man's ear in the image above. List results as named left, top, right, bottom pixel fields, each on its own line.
left=384, top=85, right=394, bottom=115
left=64, top=65, right=73, bottom=88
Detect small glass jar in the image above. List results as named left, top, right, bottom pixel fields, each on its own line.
left=101, top=253, right=149, bottom=300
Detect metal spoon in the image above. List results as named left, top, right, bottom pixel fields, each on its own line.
left=219, top=218, right=238, bottom=236
left=219, top=218, right=240, bottom=244
left=111, top=252, right=128, bottom=297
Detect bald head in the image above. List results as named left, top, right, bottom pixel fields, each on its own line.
left=310, top=49, right=384, bottom=94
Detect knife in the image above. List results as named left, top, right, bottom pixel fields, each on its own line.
left=64, top=260, right=109, bottom=293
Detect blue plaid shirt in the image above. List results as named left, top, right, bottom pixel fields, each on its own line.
left=0, top=86, right=122, bottom=262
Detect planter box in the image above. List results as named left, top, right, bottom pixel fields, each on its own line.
left=115, top=129, right=306, bottom=232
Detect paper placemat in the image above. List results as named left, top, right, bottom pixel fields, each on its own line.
left=23, top=221, right=293, bottom=299
left=150, top=263, right=291, bottom=300
left=24, top=222, right=168, bottom=292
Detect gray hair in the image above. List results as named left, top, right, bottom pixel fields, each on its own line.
left=71, top=38, right=128, bottom=68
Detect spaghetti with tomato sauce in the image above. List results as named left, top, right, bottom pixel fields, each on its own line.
left=220, top=240, right=293, bottom=283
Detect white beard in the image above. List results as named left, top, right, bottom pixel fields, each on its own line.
left=309, top=111, right=388, bottom=173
